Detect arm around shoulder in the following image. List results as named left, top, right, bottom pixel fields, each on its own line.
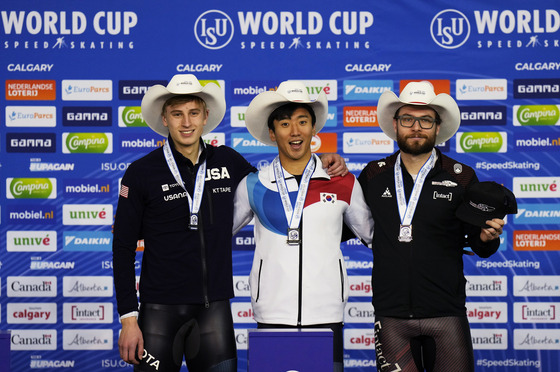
left=233, top=175, right=254, bottom=235
left=343, top=177, right=374, bottom=247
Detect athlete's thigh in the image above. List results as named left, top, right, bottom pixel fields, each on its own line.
left=374, top=316, right=421, bottom=372
left=185, top=300, right=237, bottom=371
left=137, top=304, right=195, bottom=372
left=421, top=316, right=474, bottom=372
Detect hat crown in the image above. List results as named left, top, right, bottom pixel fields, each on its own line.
left=140, top=73, right=225, bottom=137
left=244, top=80, right=328, bottom=146
left=468, top=182, right=517, bottom=213
left=275, top=81, right=313, bottom=102
left=167, top=74, right=204, bottom=94
left=399, top=81, right=437, bottom=104
left=456, top=181, right=518, bottom=228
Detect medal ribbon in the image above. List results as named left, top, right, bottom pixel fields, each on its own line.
left=272, top=155, right=316, bottom=234
left=163, top=141, right=207, bottom=228
left=394, top=149, right=436, bottom=228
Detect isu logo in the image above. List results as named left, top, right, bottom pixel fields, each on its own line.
left=194, top=10, right=234, bottom=49
left=431, top=9, right=470, bottom=49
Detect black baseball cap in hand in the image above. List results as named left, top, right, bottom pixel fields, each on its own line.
left=456, top=181, right=518, bottom=228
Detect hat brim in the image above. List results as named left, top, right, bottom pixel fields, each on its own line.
left=455, top=203, right=504, bottom=228
left=141, top=82, right=225, bottom=137
left=377, top=90, right=461, bottom=144
left=245, top=91, right=328, bottom=146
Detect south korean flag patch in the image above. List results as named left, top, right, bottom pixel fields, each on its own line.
left=321, top=193, right=337, bottom=204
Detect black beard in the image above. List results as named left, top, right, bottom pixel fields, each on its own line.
left=396, top=134, right=436, bottom=156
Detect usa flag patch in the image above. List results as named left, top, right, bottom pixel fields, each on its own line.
left=119, top=185, right=129, bottom=198
left=321, top=193, right=337, bottom=203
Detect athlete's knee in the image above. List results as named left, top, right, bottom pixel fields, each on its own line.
left=208, top=358, right=237, bottom=372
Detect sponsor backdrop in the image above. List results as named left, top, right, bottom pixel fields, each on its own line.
left=1, top=0, right=559, bottom=370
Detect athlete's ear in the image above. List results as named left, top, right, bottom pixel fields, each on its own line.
left=203, top=109, right=209, bottom=127
left=269, top=128, right=277, bottom=143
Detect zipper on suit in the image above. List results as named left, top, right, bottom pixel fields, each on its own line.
left=297, top=221, right=303, bottom=326
left=198, top=211, right=210, bottom=308
left=338, top=259, right=345, bottom=302
left=256, top=259, right=263, bottom=302
left=191, top=162, right=210, bottom=308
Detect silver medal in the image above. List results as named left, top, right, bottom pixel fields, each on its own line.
left=398, top=224, right=412, bottom=242
left=287, top=228, right=301, bottom=245
left=189, top=214, right=199, bottom=230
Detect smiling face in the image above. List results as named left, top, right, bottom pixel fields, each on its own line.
left=394, top=105, right=441, bottom=156
left=161, top=97, right=208, bottom=160
left=269, top=105, right=316, bottom=174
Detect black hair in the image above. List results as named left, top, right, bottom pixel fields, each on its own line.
left=267, top=102, right=316, bottom=132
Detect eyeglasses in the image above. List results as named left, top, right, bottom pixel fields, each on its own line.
left=395, top=115, right=436, bottom=129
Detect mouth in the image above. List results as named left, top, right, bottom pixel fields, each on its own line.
left=289, top=140, right=304, bottom=149
left=180, top=129, right=195, bottom=135
left=407, top=135, right=426, bottom=140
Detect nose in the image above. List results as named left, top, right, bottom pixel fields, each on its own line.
left=289, top=121, right=301, bottom=136
left=410, top=118, right=423, bottom=130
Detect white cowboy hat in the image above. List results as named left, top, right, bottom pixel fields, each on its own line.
left=377, top=81, right=460, bottom=143
left=141, top=74, right=226, bottom=137
left=244, top=80, right=328, bottom=146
